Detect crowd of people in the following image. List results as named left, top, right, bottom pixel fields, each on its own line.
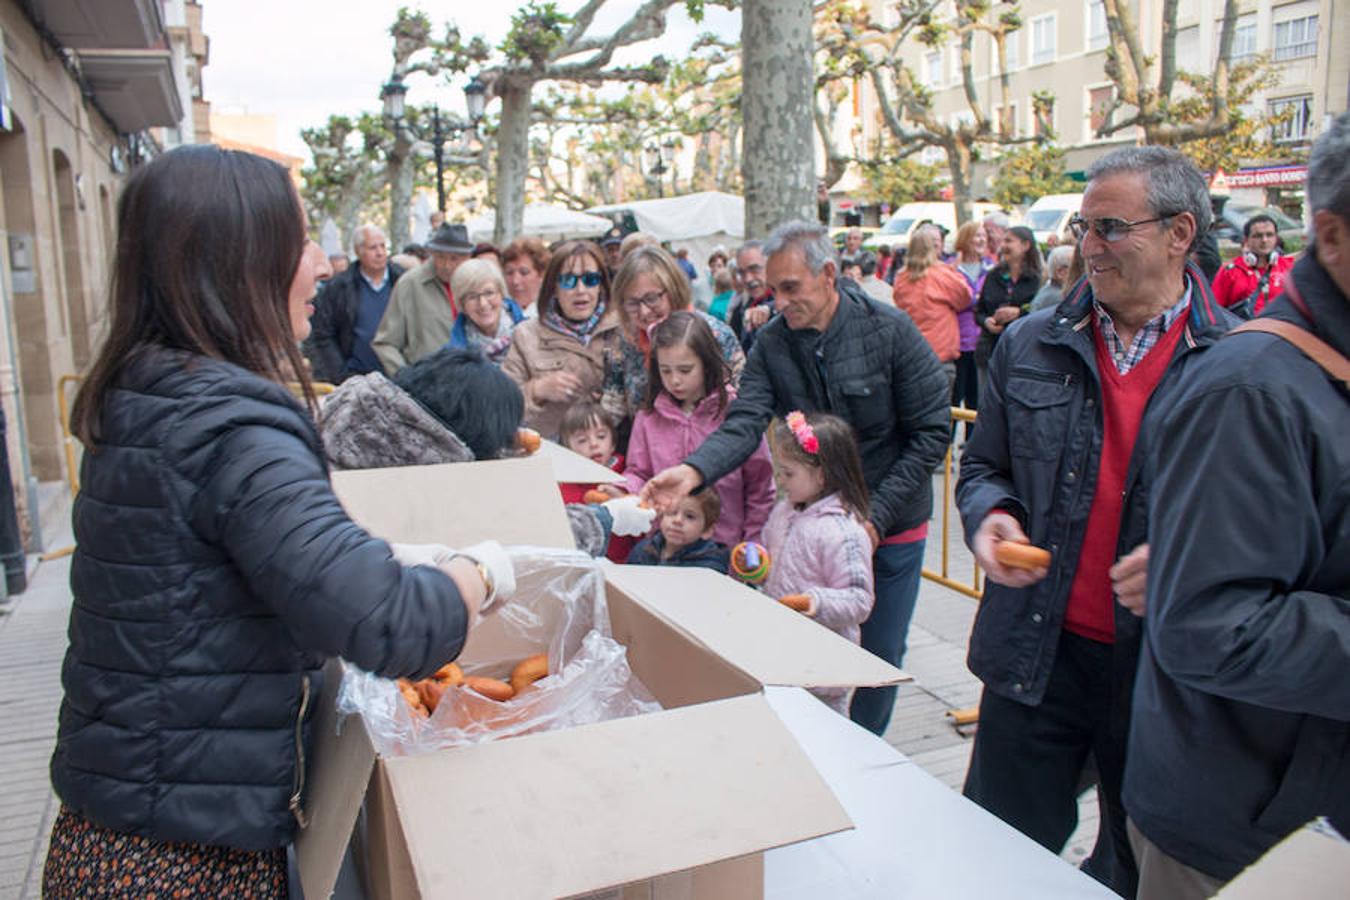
left=39, top=111, right=1349, bottom=899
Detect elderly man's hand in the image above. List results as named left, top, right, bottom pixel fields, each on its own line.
left=973, top=511, right=1049, bottom=588
left=1111, top=544, right=1149, bottom=617
left=745, top=304, right=773, bottom=330
left=639, top=464, right=702, bottom=513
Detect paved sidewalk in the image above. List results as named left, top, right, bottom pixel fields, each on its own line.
left=0, top=471, right=1099, bottom=898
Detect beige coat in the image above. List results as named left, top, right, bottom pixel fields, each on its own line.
left=372, top=259, right=456, bottom=374
left=501, top=306, right=625, bottom=439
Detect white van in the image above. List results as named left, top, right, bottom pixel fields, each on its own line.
left=863, top=201, right=1007, bottom=254
left=1023, top=193, right=1083, bottom=247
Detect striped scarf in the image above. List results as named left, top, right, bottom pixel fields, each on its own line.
left=544, top=298, right=608, bottom=346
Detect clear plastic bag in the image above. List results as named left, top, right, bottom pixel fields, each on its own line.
left=337, top=546, right=660, bottom=756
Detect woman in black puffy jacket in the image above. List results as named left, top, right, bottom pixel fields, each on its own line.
left=43, top=146, right=504, bottom=897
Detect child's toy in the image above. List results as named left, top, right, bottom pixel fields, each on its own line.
left=730, top=541, right=772, bottom=584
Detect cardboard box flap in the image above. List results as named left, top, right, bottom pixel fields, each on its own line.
left=1215, top=824, right=1350, bottom=899
left=332, top=455, right=575, bottom=550
left=382, top=694, right=851, bottom=899
left=540, top=438, right=626, bottom=485
left=604, top=565, right=908, bottom=690
left=294, top=659, right=378, bottom=900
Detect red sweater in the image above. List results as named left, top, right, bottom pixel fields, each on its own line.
left=1063, top=315, right=1186, bottom=643
left=558, top=454, right=637, bottom=563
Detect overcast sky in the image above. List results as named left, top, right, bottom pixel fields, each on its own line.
left=202, top=1, right=740, bottom=159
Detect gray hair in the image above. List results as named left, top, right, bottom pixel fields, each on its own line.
left=1086, top=147, right=1212, bottom=248
left=350, top=223, right=385, bottom=253
left=764, top=221, right=836, bottom=276
left=1047, top=245, right=1075, bottom=272
left=983, top=212, right=1011, bottom=229
left=1307, top=111, right=1350, bottom=234
left=449, top=257, right=506, bottom=301
left=735, top=239, right=765, bottom=261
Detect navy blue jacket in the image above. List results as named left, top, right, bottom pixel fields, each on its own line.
left=51, top=348, right=466, bottom=850
left=303, top=262, right=405, bottom=383
left=626, top=533, right=729, bottom=574
left=1125, top=252, right=1350, bottom=880
left=956, top=264, right=1232, bottom=707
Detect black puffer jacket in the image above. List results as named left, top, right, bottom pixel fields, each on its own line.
left=686, top=279, right=950, bottom=537
left=51, top=348, right=467, bottom=851
left=956, top=264, right=1232, bottom=707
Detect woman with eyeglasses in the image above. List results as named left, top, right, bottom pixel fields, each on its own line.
left=443, top=258, right=525, bottom=365
left=502, top=240, right=626, bottom=439
left=611, top=246, right=746, bottom=415
left=975, top=224, right=1044, bottom=388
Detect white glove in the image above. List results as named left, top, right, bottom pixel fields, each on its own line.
left=390, top=542, right=454, bottom=568
left=460, top=540, right=516, bottom=612
left=603, top=495, right=657, bottom=537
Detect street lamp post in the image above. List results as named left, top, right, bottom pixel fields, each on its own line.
left=645, top=142, right=667, bottom=198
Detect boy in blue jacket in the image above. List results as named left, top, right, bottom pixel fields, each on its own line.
left=626, top=490, right=729, bottom=574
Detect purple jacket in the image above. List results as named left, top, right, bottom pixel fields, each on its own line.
left=954, top=258, right=992, bottom=353
left=625, top=389, right=774, bottom=546
left=762, top=493, right=875, bottom=712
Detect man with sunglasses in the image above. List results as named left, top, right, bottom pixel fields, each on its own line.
left=956, top=147, right=1234, bottom=897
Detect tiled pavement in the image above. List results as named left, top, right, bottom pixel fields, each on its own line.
left=0, top=470, right=1099, bottom=898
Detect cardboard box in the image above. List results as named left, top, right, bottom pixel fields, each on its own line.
left=538, top=438, right=626, bottom=485
left=296, top=455, right=907, bottom=899
left=1214, top=823, right=1350, bottom=899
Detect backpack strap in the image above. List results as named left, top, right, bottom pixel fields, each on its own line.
left=1230, top=318, right=1350, bottom=390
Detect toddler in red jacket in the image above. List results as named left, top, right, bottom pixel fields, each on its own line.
left=557, top=402, right=634, bottom=562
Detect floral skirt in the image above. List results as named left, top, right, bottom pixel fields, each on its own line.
left=42, top=806, right=287, bottom=898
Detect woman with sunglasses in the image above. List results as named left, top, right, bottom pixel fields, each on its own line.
left=611, top=246, right=746, bottom=415
left=503, top=241, right=626, bottom=439
left=974, top=224, right=1044, bottom=388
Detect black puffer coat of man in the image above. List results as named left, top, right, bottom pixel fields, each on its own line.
left=687, top=278, right=950, bottom=538
left=50, top=347, right=467, bottom=851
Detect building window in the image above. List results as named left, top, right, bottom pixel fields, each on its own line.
left=993, top=28, right=1021, bottom=73
left=948, top=41, right=962, bottom=85
left=1174, top=25, right=1200, bottom=71
left=1273, top=15, right=1318, bottom=61
left=1269, top=95, right=1313, bottom=144
left=1087, top=0, right=1108, bottom=51
left=1216, top=14, right=1257, bottom=65
left=1031, top=14, right=1057, bottom=66
left=1034, top=98, right=1056, bottom=138
left=1088, top=85, right=1116, bottom=136
left=924, top=50, right=943, bottom=88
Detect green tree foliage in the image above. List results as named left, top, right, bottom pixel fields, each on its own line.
left=989, top=143, right=1075, bottom=208
left=860, top=156, right=945, bottom=207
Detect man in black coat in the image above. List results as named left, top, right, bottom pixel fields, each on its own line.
left=956, top=147, right=1234, bottom=897
left=1122, top=110, right=1350, bottom=900
left=303, top=224, right=404, bottom=383
left=643, top=220, right=951, bottom=736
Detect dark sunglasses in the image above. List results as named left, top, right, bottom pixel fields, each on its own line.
left=1068, top=213, right=1180, bottom=243
left=559, top=271, right=604, bottom=289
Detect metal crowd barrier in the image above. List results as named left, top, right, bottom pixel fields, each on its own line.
left=923, top=407, right=983, bottom=601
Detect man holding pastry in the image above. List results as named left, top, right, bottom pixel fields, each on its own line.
left=954, top=146, right=1234, bottom=898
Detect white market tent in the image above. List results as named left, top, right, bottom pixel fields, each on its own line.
left=586, top=191, right=745, bottom=268
left=467, top=204, right=612, bottom=244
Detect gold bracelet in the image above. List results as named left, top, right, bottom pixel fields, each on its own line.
left=451, top=553, right=495, bottom=607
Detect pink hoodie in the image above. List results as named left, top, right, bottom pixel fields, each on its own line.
left=624, top=388, right=775, bottom=546
left=762, top=492, right=876, bottom=714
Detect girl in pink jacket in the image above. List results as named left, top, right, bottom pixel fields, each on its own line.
left=624, top=312, right=774, bottom=547
left=763, top=411, right=876, bottom=714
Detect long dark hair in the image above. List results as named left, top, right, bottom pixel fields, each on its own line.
left=538, top=240, right=610, bottom=319
left=771, top=412, right=870, bottom=521
left=1001, top=225, right=1043, bottom=283
left=71, top=145, right=312, bottom=445
left=644, top=312, right=730, bottom=412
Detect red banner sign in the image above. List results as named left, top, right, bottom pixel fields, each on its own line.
left=1223, top=166, right=1307, bottom=188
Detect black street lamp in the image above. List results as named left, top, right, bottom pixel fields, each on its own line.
left=645, top=141, right=668, bottom=198
left=383, top=74, right=488, bottom=216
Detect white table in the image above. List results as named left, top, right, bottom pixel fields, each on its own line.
left=763, top=686, right=1119, bottom=899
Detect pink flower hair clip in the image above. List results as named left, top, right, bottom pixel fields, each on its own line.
left=785, top=410, right=819, bottom=455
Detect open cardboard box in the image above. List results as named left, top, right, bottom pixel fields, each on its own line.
left=297, top=454, right=907, bottom=899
